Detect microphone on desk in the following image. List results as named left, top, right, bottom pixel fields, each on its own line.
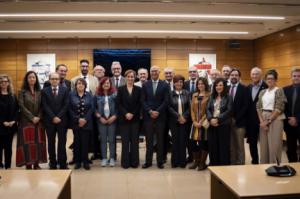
left=265, top=158, right=296, bottom=177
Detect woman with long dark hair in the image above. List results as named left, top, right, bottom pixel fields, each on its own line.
left=16, top=71, right=47, bottom=169
left=206, top=78, right=232, bottom=166
left=189, top=77, right=210, bottom=170
left=95, top=77, right=118, bottom=167
left=0, top=74, right=18, bottom=169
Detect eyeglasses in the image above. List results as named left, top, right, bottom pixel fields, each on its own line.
left=189, top=71, right=197, bottom=73
left=50, top=78, right=59, bottom=80
left=0, top=80, right=9, bottom=83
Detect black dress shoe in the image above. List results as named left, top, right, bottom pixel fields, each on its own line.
left=122, top=165, right=129, bottom=169
left=0, top=163, right=4, bottom=168
left=68, top=160, right=75, bottom=165
left=142, top=163, right=152, bottom=169
left=157, top=163, right=164, bottom=169
left=83, top=164, right=90, bottom=170
left=60, top=164, right=69, bottom=169
left=88, top=159, right=93, bottom=164
left=74, top=163, right=81, bottom=169
left=171, top=164, right=178, bottom=168
left=49, top=165, right=57, bottom=170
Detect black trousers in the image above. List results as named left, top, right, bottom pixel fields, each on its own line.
left=208, top=124, right=231, bottom=166
left=120, top=122, right=140, bottom=167
left=144, top=120, right=165, bottom=165
left=191, top=140, right=208, bottom=152
left=170, top=122, right=188, bottom=167
left=45, top=125, right=67, bottom=166
left=246, top=124, right=260, bottom=164
left=0, top=133, right=14, bottom=168
left=284, top=123, right=300, bottom=162
left=73, top=129, right=90, bottom=164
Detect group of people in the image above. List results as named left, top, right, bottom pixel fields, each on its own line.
left=0, top=60, right=299, bottom=171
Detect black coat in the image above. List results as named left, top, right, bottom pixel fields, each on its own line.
left=283, top=85, right=300, bottom=125
left=168, top=89, right=190, bottom=122
left=41, top=86, right=69, bottom=128
left=116, top=85, right=142, bottom=123
left=246, top=81, right=267, bottom=128
left=231, top=83, right=249, bottom=127
left=206, top=95, right=232, bottom=126
left=0, top=94, right=19, bottom=134
left=142, top=80, right=169, bottom=122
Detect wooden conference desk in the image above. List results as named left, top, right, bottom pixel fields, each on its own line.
left=0, top=170, right=71, bottom=199
left=209, top=163, right=300, bottom=199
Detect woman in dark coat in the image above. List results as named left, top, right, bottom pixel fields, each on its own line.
left=206, top=78, right=232, bottom=166
left=0, top=74, right=18, bottom=169
left=168, top=75, right=190, bottom=168
left=16, top=71, right=47, bottom=169
left=116, top=70, right=142, bottom=169
left=69, top=78, right=94, bottom=170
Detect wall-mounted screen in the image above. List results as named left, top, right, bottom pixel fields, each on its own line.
left=93, top=49, right=151, bottom=77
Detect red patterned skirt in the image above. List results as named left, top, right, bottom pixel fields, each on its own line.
left=16, top=123, right=47, bottom=167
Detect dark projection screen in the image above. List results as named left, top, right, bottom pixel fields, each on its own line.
left=93, top=49, right=151, bottom=77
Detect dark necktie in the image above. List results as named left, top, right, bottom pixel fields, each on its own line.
left=230, top=85, right=236, bottom=100
left=292, top=87, right=298, bottom=116
left=116, top=77, right=119, bottom=88
left=191, top=81, right=195, bottom=92
left=52, top=87, right=57, bottom=97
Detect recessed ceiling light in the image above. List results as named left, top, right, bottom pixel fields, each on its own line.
left=0, top=13, right=285, bottom=20
left=0, top=30, right=249, bottom=34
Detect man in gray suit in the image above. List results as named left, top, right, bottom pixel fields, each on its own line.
left=71, top=59, right=98, bottom=95
left=110, top=61, right=126, bottom=89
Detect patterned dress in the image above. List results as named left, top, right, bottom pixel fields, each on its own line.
left=16, top=90, right=47, bottom=167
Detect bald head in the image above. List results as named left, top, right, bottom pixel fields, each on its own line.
left=250, top=67, right=263, bottom=84
left=164, top=67, right=174, bottom=82
left=94, top=65, right=105, bottom=79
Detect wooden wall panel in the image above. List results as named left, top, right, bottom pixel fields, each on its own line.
left=0, top=38, right=254, bottom=92
left=254, top=26, right=300, bottom=87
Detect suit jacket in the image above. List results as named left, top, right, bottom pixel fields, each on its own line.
left=44, top=79, right=71, bottom=91
left=168, top=89, right=190, bottom=122
left=110, top=76, right=126, bottom=88
left=0, top=94, right=19, bottom=134
left=71, top=74, right=98, bottom=95
left=231, top=83, right=249, bottom=127
left=246, top=81, right=267, bottom=128
left=18, top=90, right=42, bottom=125
left=142, top=79, right=169, bottom=122
left=284, top=85, right=300, bottom=126
left=183, top=80, right=197, bottom=93
left=206, top=94, right=233, bottom=126
left=116, top=85, right=142, bottom=123
left=41, top=86, right=69, bottom=128
left=69, top=91, right=94, bottom=130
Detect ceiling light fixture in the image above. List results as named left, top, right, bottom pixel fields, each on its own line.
left=0, top=13, right=285, bottom=20
left=0, top=30, right=249, bottom=34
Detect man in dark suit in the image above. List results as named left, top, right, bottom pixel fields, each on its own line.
left=246, top=67, right=267, bottom=164
left=44, top=64, right=71, bottom=91
left=183, top=66, right=198, bottom=163
left=229, top=68, right=249, bottom=165
left=42, top=73, right=69, bottom=169
left=142, top=66, right=169, bottom=169
left=284, top=67, right=300, bottom=162
left=110, top=61, right=126, bottom=89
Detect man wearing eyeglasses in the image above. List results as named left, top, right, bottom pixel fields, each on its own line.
left=44, top=64, right=71, bottom=91
left=110, top=61, right=126, bottom=89
left=42, top=72, right=69, bottom=169
left=183, top=66, right=199, bottom=163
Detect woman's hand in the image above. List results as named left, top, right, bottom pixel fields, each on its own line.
left=100, top=117, right=107, bottom=124
left=32, top=117, right=40, bottom=124
left=125, top=113, right=134, bottom=120
left=210, top=118, right=219, bottom=127
left=78, top=118, right=87, bottom=127
left=193, top=121, right=201, bottom=128
left=260, top=120, right=269, bottom=131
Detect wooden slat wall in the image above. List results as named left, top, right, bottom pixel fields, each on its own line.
left=254, top=26, right=300, bottom=87
left=0, top=38, right=254, bottom=92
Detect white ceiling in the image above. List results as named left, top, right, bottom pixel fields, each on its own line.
left=0, top=0, right=299, bottom=39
